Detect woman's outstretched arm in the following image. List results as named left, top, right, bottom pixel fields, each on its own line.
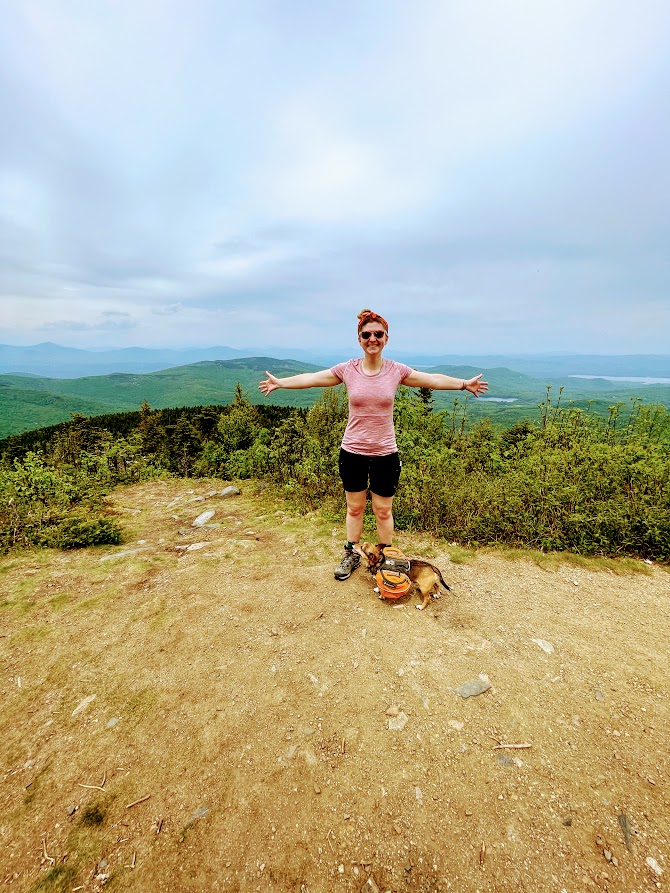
left=402, top=370, right=489, bottom=397
left=259, top=369, right=341, bottom=396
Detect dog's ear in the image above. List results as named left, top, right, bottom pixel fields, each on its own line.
left=362, top=542, right=381, bottom=565
left=355, top=542, right=375, bottom=564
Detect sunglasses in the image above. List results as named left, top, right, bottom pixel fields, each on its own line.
left=360, top=330, right=386, bottom=340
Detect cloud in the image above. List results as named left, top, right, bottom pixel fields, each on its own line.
left=0, top=1, right=669, bottom=353
left=41, top=311, right=136, bottom=333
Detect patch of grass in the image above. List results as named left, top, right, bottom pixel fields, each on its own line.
left=561, top=552, right=654, bottom=576
left=116, top=686, right=160, bottom=725
left=81, top=801, right=106, bottom=826
left=445, top=545, right=475, bottom=565
left=0, top=595, right=35, bottom=617
left=12, top=624, right=51, bottom=643
left=481, top=545, right=656, bottom=576
left=32, top=863, right=79, bottom=892
left=72, top=595, right=105, bottom=612
left=48, top=591, right=72, bottom=610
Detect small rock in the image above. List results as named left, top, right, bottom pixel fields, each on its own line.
left=603, top=850, right=612, bottom=862
left=448, top=719, right=464, bottom=731
left=455, top=677, right=491, bottom=699
left=106, top=717, right=119, bottom=728
left=338, top=864, right=345, bottom=874
left=66, top=804, right=78, bottom=816
left=362, top=877, right=380, bottom=893
left=185, top=542, right=207, bottom=552
left=184, top=805, right=209, bottom=828
left=594, top=690, right=605, bottom=701
left=531, top=638, right=554, bottom=654
left=100, top=547, right=145, bottom=562
left=71, top=694, right=96, bottom=716
left=192, top=510, right=215, bottom=527
left=385, top=705, right=401, bottom=717
left=646, top=856, right=663, bottom=877
left=387, top=711, right=409, bottom=731
left=220, top=486, right=241, bottom=498
left=496, top=753, right=514, bottom=768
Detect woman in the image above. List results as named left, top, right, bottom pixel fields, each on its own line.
left=258, top=309, right=489, bottom=581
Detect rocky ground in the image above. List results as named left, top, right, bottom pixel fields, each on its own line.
left=1, top=479, right=668, bottom=893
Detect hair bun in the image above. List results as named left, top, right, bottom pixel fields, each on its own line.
left=357, top=308, right=373, bottom=320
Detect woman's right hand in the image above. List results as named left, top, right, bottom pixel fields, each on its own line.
left=258, top=371, right=280, bottom=396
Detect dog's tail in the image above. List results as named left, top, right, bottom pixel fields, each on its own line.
left=410, top=558, right=452, bottom=592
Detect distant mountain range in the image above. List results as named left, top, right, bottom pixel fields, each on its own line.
left=2, top=342, right=670, bottom=379
left=1, top=352, right=669, bottom=440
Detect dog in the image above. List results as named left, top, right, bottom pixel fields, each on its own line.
left=356, top=543, right=452, bottom=610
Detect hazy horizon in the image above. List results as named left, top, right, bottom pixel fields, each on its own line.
left=2, top=2, right=669, bottom=354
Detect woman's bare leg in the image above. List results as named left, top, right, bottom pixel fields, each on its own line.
left=370, top=492, right=394, bottom=544
left=345, top=490, right=367, bottom=543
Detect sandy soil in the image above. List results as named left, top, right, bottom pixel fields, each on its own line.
left=0, top=479, right=668, bottom=893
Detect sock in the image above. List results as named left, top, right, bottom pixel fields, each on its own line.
left=345, top=541, right=357, bottom=552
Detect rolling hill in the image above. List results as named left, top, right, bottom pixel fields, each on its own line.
left=1, top=357, right=669, bottom=439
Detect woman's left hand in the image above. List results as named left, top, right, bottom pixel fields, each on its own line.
left=464, top=374, right=489, bottom=397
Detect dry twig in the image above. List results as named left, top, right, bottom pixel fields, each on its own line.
left=78, top=770, right=106, bottom=791
left=41, top=836, right=55, bottom=867
left=488, top=734, right=531, bottom=749
left=126, top=794, right=151, bottom=809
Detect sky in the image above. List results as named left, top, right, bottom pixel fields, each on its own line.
left=1, top=0, right=669, bottom=357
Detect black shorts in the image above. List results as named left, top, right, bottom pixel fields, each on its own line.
left=338, top=448, right=402, bottom=497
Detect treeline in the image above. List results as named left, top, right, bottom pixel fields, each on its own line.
left=1, top=386, right=669, bottom=561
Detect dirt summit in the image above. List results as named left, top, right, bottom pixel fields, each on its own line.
left=1, top=479, right=668, bottom=893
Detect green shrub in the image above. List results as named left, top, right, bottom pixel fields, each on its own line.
left=39, top=516, right=123, bottom=549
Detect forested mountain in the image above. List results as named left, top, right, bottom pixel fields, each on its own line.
left=2, top=355, right=670, bottom=439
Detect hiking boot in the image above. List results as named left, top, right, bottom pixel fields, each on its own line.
left=334, top=549, right=360, bottom=581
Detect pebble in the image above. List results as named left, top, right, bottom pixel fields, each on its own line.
left=71, top=694, right=96, bottom=716
left=531, top=638, right=555, bottom=654
left=100, top=547, right=146, bottom=562
left=455, top=677, right=491, bottom=699
left=192, top=510, right=215, bottom=527
left=220, top=486, right=241, bottom=498
left=646, top=857, right=663, bottom=877
left=387, top=711, right=409, bottom=731
left=184, top=805, right=209, bottom=827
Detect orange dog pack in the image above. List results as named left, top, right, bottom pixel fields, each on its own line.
left=375, top=546, right=411, bottom=600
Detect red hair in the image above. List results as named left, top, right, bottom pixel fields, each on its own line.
left=357, top=308, right=388, bottom=333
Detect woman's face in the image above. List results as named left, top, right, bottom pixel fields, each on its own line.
left=358, top=321, right=388, bottom=354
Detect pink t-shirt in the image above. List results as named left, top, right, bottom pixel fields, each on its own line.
left=330, top=358, right=413, bottom=456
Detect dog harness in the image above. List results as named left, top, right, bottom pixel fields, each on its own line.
left=375, top=546, right=411, bottom=599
